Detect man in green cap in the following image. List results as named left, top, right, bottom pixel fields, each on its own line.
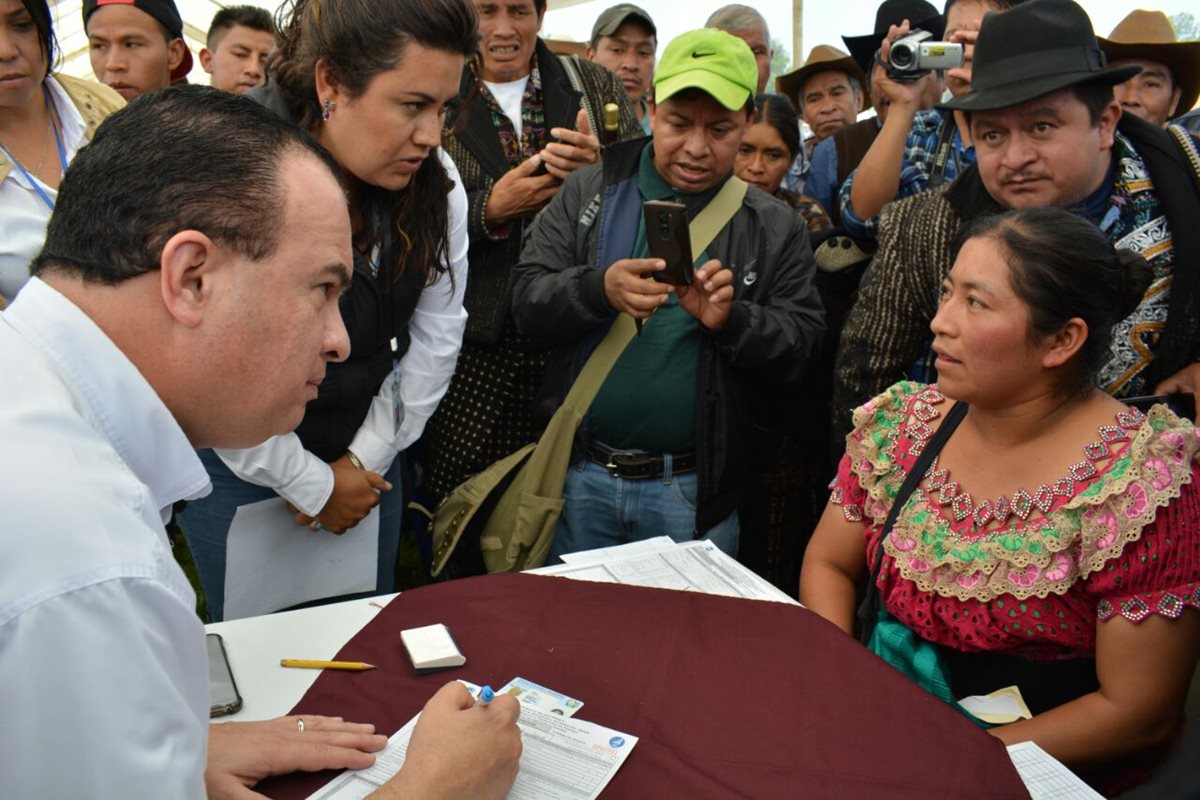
left=512, top=29, right=824, bottom=559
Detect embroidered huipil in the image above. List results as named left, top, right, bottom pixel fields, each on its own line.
left=832, top=382, right=1200, bottom=659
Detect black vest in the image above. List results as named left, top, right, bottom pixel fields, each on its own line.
left=295, top=235, right=424, bottom=461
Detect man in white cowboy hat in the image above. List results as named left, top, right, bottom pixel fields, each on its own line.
left=834, top=0, right=1200, bottom=432
left=1100, top=9, right=1200, bottom=128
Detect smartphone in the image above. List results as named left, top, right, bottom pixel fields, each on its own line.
left=207, top=633, right=243, bottom=718
left=643, top=200, right=694, bottom=286
left=530, top=135, right=560, bottom=176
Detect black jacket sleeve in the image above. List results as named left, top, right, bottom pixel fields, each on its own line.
left=510, top=166, right=613, bottom=343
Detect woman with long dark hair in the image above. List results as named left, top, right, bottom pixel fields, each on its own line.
left=0, top=0, right=123, bottom=303
left=178, top=0, right=475, bottom=621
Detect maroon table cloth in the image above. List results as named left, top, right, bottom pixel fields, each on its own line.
left=260, top=573, right=1030, bottom=799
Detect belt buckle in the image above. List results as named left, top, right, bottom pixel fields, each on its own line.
left=604, top=450, right=640, bottom=478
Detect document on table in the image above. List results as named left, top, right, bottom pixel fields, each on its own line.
left=1006, top=741, right=1104, bottom=800
left=530, top=539, right=799, bottom=605
left=307, top=704, right=637, bottom=800
left=224, top=497, right=378, bottom=620
left=558, top=536, right=678, bottom=565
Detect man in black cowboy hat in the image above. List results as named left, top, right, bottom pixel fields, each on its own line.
left=838, top=0, right=1028, bottom=240
left=834, top=0, right=1200, bottom=432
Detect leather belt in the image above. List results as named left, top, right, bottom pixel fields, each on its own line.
left=586, top=442, right=697, bottom=480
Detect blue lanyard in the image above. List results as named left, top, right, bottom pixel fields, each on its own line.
left=0, top=85, right=68, bottom=211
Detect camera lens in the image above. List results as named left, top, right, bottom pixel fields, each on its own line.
left=891, top=44, right=914, bottom=68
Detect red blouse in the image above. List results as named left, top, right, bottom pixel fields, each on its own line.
left=832, top=382, right=1200, bottom=659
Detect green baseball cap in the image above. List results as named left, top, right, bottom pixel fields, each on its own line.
left=654, top=28, right=757, bottom=110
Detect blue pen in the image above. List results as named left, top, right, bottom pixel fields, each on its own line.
left=478, top=685, right=495, bottom=704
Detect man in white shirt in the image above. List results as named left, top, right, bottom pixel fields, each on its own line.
left=0, top=86, right=520, bottom=799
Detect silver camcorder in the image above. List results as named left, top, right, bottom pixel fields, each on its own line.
left=887, top=29, right=964, bottom=81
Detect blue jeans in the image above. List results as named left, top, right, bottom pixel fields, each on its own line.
left=178, top=449, right=403, bottom=622
left=548, top=454, right=739, bottom=563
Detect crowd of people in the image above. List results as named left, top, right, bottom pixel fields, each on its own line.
left=2, top=0, right=1199, bottom=796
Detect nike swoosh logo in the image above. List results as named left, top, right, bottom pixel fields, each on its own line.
left=692, top=50, right=716, bottom=58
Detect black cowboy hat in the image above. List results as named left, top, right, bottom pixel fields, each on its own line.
left=942, top=0, right=1140, bottom=113
left=842, top=0, right=945, bottom=76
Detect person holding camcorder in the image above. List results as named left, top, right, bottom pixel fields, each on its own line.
left=837, top=0, right=1027, bottom=242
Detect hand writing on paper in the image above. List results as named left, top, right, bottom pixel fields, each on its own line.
left=372, top=682, right=522, bottom=800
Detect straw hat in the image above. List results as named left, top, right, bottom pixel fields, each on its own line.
left=1099, top=9, right=1200, bottom=113
left=775, top=45, right=872, bottom=113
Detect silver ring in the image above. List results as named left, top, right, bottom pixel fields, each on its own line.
left=296, top=718, right=305, bottom=733
left=308, top=521, right=324, bottom=531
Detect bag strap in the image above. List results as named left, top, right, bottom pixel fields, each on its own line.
left=928, top=115, right=959, bottom=189
left=560, top=175, right=750, bottom=414
left=856, top=400, right=968, bottom=643
left=1167, top=124, right=1200, bottom=197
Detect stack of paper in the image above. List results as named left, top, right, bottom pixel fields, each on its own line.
left=529, top=538, right=798, bottom=605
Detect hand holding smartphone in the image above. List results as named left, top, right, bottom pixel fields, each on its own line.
left=529, top=135, right=559, bottom=177
left=643, top=200, right=694, bottom=286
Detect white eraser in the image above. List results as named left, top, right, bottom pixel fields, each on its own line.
left=400, top=623, right=466, bottom=673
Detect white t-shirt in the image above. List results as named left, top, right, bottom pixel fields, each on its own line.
left=0, top=278, right=213, bottom=798
left=0, top=76, right=89, bottom=301
left=484, top=76, right=530, bottom=139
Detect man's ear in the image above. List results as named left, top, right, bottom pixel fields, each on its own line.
left=1097, top=99, right=1122, bottom=150
left=158, top=230, right=223, bottom=328
left=585, top=46, right=596, bottom=62
left=199, top=48, right=214, bottom=73
left=1168, top=85, right=1183, bottom=119
left=1042, top=317, right=1088, bottom=370
left=167, top=38, right=187, bottom=73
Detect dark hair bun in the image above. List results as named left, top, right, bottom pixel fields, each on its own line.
left=1112, top=249, right=1152, bottom=321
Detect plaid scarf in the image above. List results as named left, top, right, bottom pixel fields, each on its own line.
left=477, top=61, right=548, bottom=167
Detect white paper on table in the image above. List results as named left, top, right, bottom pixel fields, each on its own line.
left=224, top=497, right=378, bottom=620
left=1006, top=741, right=1104, bottom=800
left=307, top=704, right=638, bottom=800
left=531, top=540, right=799, bottom=605
left=558, top=536, right=678, bottom=565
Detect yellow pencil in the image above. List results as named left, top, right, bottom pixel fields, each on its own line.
left=280, top=659, right=377, bottom=671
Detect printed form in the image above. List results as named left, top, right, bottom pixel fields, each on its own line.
left=531, top=539, right=799, bottom=605
left=307, top=705, right=637, bottom=800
